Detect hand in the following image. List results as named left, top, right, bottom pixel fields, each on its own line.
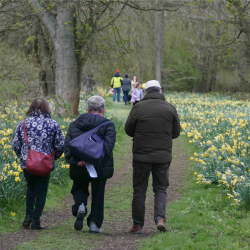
left=77, top=161, right=87, bottom=167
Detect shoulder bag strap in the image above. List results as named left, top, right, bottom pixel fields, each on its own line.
left=94, top=121, right=112, bottom=133
left=22, top=120, right=30, bottom=149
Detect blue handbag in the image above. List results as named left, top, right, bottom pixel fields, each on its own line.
left=69, top=121, right=112, bottom=167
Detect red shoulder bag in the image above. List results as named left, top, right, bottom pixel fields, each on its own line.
left=23, top=120, right=55, bottom=177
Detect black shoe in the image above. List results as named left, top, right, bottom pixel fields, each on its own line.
left=22, top=215, right=33, bottom=229
left=74, top=217, right=84, bottom=231
left=31, top=220, right=44, bottom=230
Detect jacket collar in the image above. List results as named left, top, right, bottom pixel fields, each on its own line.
left=30, top=109, right=51, bottom=118
left=75, top=113, right=108, bottom=131
left=141, top=93, right=165, bottom=101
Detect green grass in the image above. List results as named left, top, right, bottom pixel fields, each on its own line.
left=0, top=181, right=72, bottom=234
left=105, top=96, right=132, bottom=120
left=16, top=219, right=102, bottom=250
left=138, top=136, right=250, bottom=250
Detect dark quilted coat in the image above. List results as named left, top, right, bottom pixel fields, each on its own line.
left=125, top=93, right=180, bottom=163
left=64, top=113, right=116, bottom=180
left=121, top=77, right=131, bottom=92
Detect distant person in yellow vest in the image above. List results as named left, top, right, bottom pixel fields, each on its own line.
left=111, top=70, right=123, bottom=102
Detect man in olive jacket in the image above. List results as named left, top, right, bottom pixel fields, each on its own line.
left=125, top=80, right=181, bottom=233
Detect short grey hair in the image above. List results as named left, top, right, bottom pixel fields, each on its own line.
left=87, top=95, right=105, bottom=113
left=145, top=86, right=161, bottom=94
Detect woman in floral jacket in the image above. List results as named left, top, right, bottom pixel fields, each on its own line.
left=12, top=98, right=64, bottom=230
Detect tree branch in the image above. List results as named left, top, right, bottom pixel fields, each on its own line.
left=28, top=0, right=56, bottom=40
left=114, top=0, right=185, bottom=12
left=97, top=0, right=128, bottom=32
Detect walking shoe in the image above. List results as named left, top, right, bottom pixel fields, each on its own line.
left=31, top=220, right=44, bottom=230
left=89, top=221, right=103, bottom=233
left=22, top=215, right=33, bottom=229
left=77, top=203, right=87, bottom=219
left=155, top=217, right=169, bottom=232
left=74, top=203, right=87, bottom=231
left=129, top=224, right=143, bottom=234
left=74, top=217, right=84, bottom=231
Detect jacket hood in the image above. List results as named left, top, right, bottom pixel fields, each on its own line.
left=74, top=113, right=109, bottom=131
left=114, top=73, right=121, bottom=77
left=142, top=93, right=165, bottom=101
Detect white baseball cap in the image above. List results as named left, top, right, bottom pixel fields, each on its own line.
left=145, top=80, right=161, bottom=90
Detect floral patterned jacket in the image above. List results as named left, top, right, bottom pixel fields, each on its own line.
left=12, top=110, right=65, bottom=170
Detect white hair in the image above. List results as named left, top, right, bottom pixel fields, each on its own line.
left=87, top=95, right=105, bottom=113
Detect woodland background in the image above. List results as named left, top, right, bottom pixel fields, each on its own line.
left=0, top=0, right=250, bottom=114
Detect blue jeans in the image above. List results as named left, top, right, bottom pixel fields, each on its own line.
left=113, top=87, right=121, bottom=102
left=123, top=91, right=129, bottom=103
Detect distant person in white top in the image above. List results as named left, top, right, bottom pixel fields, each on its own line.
left=131, top=76, right=138, bottom=91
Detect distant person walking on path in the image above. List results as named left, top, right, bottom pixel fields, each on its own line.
left=111, top=70, right=123, bottom=102
left=64, top=96, right=116, bottom=234
left=125, top=80, right=181, bottom=233
left=83, top=75, right=96, bottom=92
left=130, top=82, right=143, bottom=106
left=131, top=76, right=138, bottom=91
left=121, top=74, right=131, bottom=105
left=12, top=98, right=64, bottom=230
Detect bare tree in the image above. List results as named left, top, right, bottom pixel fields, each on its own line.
left=156, top=10, right=165, bottom=83
left=0, top=0, right=184, bottom=115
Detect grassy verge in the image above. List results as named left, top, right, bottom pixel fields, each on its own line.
left=0, top=181, right=72, bottom=234
left=139, top=136, right=250, bottom=250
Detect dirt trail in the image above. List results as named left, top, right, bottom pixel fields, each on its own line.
left=0, top=138, right=188, bottom=250
left=96, top=138, right=188, bottom=250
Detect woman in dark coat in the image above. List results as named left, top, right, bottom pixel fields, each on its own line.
left=64, top=95, right=116, bottom=233
left=121, top=74, right=131, bottom=105
left=12, top=98, right=65, bottom=230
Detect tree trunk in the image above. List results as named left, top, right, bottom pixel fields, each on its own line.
left=238, top=49, right=248, bottom=92
left=201, top=56, right=209, bottom=92
left=208, top=27, right=220, bottom=92
left=39, top=70, right=48, bottom=96
left=156, top=11, right=164, bottom=83
left=55, top=6, right=79, bottom=115
left=208, top=53, right=219, bottom=92
left=38, top=32, right=55, bottom=97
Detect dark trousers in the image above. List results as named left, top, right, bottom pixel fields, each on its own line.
left=71, top=178, right=107, bottom=228
left=23, top=169, right=50, bottom=221
left=132, top=161, right=170, bottom=226
left=123, top=91, right=129, bottom=103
